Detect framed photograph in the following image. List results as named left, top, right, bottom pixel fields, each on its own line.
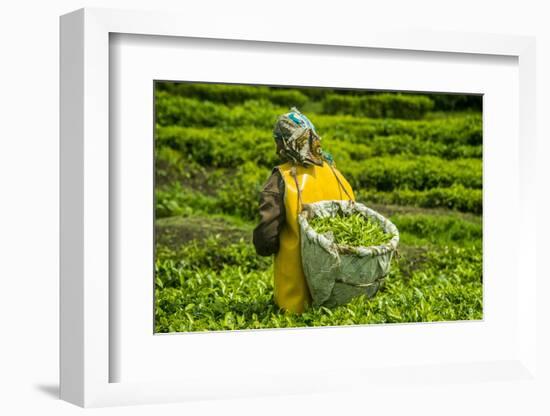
left=60, top=7, right=539, bottom=408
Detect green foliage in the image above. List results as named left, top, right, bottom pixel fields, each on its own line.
left=309, top=213, right=392, bottom=247
left=156, top=171, right=481, bottom=223
left=313, top=113, right=482, bottom=146
left=322, top=93, right=434, bottom=119
left=358, top=185, right=482, bottom=214
left=156, top=235, right=271, bottom=281
left=156, top=81, right=481, bottom=117
left=216, top=162, right=267, bottom=221
left=391, top=213, right=482, bottom=245
left=340, top=156, right=481, bottom=191
left=154, top=234, right=482, bottom=332
left=156, top=126, right=279, bottom=168
left=155, top=93, right=482, bottom=146
left=156, top=92, right=280, bottom=128
left=363, top=135, right=482, bottom=159
left=156, top=182, right=219, bottom=218
left=156, top=82, right=309, bottom=108
left=155, top=120, right=482, bottom=216
left=156, top=163, right=270, bottom=220
left=156, top=126, right=481, bottom=172
left=429, top=94, right=482, bottom=112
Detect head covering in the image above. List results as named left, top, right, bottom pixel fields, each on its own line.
left=273, top=107, right=324, bottom=167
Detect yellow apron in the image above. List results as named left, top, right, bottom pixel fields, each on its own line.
left=274, top=161, right=355, bottom=313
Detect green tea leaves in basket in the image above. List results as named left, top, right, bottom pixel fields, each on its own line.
left=309, top=212, right=392, bottom=247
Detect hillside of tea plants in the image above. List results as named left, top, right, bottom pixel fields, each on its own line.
left=154, top=82, right=483, bottom=332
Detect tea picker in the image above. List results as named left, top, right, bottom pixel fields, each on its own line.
left=253, top=108, right=399, bottom=313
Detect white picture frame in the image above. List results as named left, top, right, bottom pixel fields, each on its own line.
left=60, top=7, right=539, bottom=408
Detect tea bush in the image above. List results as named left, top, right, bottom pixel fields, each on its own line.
left=154, top=229, right=482, bottom=332
left=313, top=114, right=482, bottom=146
left=339, top=156, right=481, bottom=191
left=391, top=213, right=482, bottom=244
left=357, top=185, right=482, bottom=214
left=155, top=183, right=219, bottom=218
left=322, top=93, right=434, bottom=119
left=156, top=126, right=279, bottom=168
left=156, top=129, right=481, bottom=192
left=156, top=84, right=481, bottom=121
left=156, top=126, right=482, bottom=167
left=429, top=94, right=482, bottom=112
left=155, top=93, right=482, bottom=146
left=157, top=82, right=309, bottom=108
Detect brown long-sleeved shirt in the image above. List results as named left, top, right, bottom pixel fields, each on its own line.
left=252, top=168, right=286, bottom=256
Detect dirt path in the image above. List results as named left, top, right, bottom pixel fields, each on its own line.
left=368, top=202, right=480, bottom=222
left=155, top=214, right=253, bottom=250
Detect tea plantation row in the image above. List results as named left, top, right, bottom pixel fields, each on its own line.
left=156, top=157, right=482, bottom=219
left=156, top=93, right=482, bottom=146
left=157, top=82, right=481, bottom=119
left=157, top=125, right=482, bottom=163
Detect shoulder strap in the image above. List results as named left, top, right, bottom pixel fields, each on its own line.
left=290, top=165, right=304, bottom=213
left=327, top=163, right=354, bottom=202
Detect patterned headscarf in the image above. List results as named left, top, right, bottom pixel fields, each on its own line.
left=273, top=107, right=324, bottom=167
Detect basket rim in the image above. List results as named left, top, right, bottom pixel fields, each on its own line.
left=298, top=200, right=400, bottom=257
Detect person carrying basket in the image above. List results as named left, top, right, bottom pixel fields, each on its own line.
left=253, top=108, right=355, bottom=314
